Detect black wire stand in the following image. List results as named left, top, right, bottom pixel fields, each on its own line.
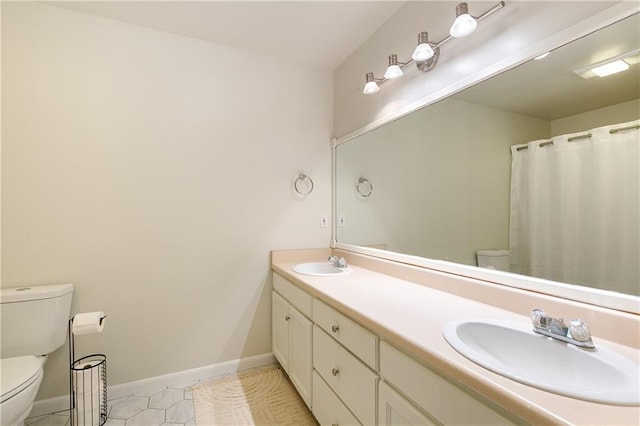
left=69, top=318, right=107, bottom=426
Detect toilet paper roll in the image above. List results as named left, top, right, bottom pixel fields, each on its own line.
left=73, top=405, right=100, bottom=426
left=74, top=400, right=100, bottom=426
left=72, top=312, right=106, bottom=335
left=72, top=360, right=103, bottom=393
left=72, top=361, right=104, bottom=426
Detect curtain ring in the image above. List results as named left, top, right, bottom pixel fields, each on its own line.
left=294, top=173, right=314, bottom=195
left=357, top=177, right=373, bottom=197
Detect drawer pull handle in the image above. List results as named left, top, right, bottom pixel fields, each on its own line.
left=331, top=325, right=340, bottom=333
left=285, top=315, right=291, bottom=321
left=332, top=424, right=338, bottom=426
left=331, top=368, right=340, bottom=376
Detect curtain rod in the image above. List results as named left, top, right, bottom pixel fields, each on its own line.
left=514, top=123, right=639, bottom=151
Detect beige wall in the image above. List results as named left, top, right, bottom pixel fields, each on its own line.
left=336, top=98, right=549, bottom=266
left=551, top=98, right=640, bottom=136
left=2, top=2, right=332, bottom=399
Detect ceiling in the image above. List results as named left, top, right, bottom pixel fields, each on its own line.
left=453, top=12, right=640, bottom=120
left=46, top=0, right=406, bottom=70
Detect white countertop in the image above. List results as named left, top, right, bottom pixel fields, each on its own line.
left=272, top=249, right=640, bottom=425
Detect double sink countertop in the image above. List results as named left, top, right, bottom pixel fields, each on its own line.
left=271, top=248, right=640, bottom=425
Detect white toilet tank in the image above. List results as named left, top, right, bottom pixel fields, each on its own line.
left=476, top=250, right=510, bottom=272
left=1, top=283, right=74, bottom=358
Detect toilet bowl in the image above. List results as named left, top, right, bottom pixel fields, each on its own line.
left=476, top=249, right=510, bottom=272
left=0, top=356, right=45, bottom=426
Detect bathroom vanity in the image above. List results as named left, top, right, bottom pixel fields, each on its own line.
left=271, top=248, right=640, bottom=425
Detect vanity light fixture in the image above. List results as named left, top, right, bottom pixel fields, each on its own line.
left=573, top=48, right=640, bottom=79
left=362, top=1, right=506, bottom=95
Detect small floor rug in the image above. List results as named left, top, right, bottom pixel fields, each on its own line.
left=191, top=365, right=317, bottom=426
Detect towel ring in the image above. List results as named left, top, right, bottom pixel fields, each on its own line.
left=357, top=177, right=373, bottom=197
left=294, top=173, right=314, bottom=195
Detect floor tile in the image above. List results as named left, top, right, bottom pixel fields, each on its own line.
left=54, top=412, right=72, bottom=426
left=25, top=414, right=50, bottom=424
left=108, top=396, right=149, bottom=419
left=28, top=413, right=69, bottom=426
left=136, top=387, right=169, bottom=398
left=149, top=388, right=184, bottom=410
left=165, top=400, right=194, bottom=424
left=169, top=380, right=199, bottom=390
left=27, top=380, right=197, bottom=426
left=125, top=408, right=166, bottom=426
left=108, top=396, right=134, bottom=406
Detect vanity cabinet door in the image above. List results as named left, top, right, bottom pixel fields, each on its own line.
left=272, top=291, right=289, bottom=370
left=289, top=306, right=313, bottom=407
left=272, top=289, right=313, bottom=408
left=379, top=381, right=438, bottom=426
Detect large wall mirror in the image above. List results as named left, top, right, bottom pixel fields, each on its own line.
left=335, top=12, right=639, bottom=311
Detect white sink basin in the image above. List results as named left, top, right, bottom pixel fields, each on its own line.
left=292, top=262, right=352, bottom=277
left=442, top=319, right=640, bottom=405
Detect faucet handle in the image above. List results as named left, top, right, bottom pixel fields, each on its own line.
left=328, top=256, right=347, bottom=268
left=569, top=319, right=592, bottom=342
left=531, top=308, right=545, bottom=328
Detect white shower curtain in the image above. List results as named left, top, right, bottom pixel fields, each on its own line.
left=509, top=119, right=639, bottom=295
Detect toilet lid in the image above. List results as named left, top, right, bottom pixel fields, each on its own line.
left=0, top=356, right=43, bottom=404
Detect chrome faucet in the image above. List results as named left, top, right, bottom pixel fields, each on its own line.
left=531, top=309, right=595, bottom=349
left=328, top=255, right=348, bottom=268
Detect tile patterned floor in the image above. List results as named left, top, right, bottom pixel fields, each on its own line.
left=25, top=381, right=196, bottom=426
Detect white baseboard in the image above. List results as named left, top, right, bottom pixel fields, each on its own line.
left=30, top=352, right=276, bottom=418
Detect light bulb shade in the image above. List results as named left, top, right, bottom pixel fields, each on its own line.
left=363, top=72, right=380, bottom=94
left=384, top=64, right=403, bottom=79
left=412, top=43, right=435, bottom=61
left=450, top=3, right=477, bottom=37
left=363, top=81, right=380, bottom=94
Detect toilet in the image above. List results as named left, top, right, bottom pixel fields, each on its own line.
left=1, top=283, right=74, bottom=426
left=476, top=250, right=510, bottom=272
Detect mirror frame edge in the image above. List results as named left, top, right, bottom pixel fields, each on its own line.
left=331, top=2, right=640, bottom=315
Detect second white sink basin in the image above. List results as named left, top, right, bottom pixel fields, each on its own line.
left=292, top=262, right=352, bottom=277
left=443, top=319, right=640, bottom=405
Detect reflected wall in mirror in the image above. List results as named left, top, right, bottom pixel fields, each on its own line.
left=336, top=13, right=639, bottom=297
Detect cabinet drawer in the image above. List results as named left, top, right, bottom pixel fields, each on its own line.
left=312, top=370, right=361, bottom=426
left=380, top=341, right=515, bottom=425
left=273, top=273, right=312, bottom=318
left=313, top=299, right=378, bottom=370
left=378, top=380, right=438, bottom=426
left=313, top=326, right=377, bottom=426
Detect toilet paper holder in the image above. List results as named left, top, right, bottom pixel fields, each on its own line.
left=69, top=314, right=108, bottom=426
